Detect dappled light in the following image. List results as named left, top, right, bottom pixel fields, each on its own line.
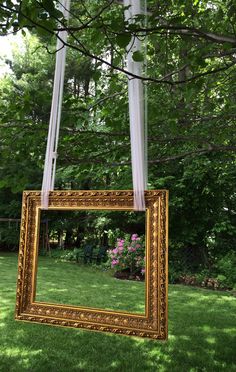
left=0, top=253, right=235, bottom=371
left=36, top=258, right=145, bottom=313
left=34, top=209, right=146, bottom=314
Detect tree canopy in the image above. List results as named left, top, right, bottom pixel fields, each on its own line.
left=0, top=1, right=235, bottom=280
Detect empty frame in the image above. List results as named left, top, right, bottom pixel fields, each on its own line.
left=15, top=190, right=168, bottom=340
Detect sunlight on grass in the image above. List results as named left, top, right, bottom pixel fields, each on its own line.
left=36, top=257, right=146, bottom=314
left=3, top=347, right=42, bottom=358
left=0, top=253, right=236, bottom=372
left=206, top=336, right=216, bottom=344
left=1, top=346, right=43, bottom=370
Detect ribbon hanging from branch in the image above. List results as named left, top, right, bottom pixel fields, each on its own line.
left=42, top=0, right=146, bottom=210
left=124, top=0, right=147, bottom=211
left=41, top=0, right=71, bottom=209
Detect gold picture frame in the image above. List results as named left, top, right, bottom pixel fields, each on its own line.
left=15, top=190, right=168, bottom=340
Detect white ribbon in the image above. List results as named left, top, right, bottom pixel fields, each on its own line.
left=41, top=0, right=71, bottom=209
left=42, top=0, right=146, bottom=210
left=124, top=0, right=147, bottom=211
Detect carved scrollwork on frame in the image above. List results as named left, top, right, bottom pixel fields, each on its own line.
left=15, top=190, right=168, bottom=340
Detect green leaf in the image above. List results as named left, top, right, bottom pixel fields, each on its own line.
left=116, top=33, right=132, bottom=48
left=42, top=0, right=63, bottom=18
left=112, top=56, right=122, bottom=66
left=93, top=71, right=101, bottom=82
left=132, top=51, right=144, bottom=62
left=21, top=29, right=27, bottom=37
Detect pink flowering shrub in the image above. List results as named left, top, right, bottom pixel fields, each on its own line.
left=107, top=234, right=145, bottom=276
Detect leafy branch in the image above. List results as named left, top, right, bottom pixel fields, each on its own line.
left=1, top=2, right=235, bottom=85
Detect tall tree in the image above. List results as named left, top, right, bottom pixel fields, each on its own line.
left=0, top=2, right=235, bottom=270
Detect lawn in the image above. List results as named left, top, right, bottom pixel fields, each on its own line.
left=0, top=252, right=236, bottom=372
left=36, top=257, right=145, bottom=313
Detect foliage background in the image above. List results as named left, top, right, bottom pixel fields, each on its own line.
left=0, top=0, right=235, bottom=287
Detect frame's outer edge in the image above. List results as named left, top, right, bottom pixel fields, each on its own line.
left=15, top=190, right=168, bottom=340
left=165, top=190, right=169, bottom=340
left=15, top=191, right=29, bottom=317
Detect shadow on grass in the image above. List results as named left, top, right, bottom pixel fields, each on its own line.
left=35, top=257, right=145, bottom=313
left=0, top=253, right=236, bottom=372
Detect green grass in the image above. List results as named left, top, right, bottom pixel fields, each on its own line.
left=36, top=257, right=145, bottom=313
left=0, top=252, right=236, bottom=372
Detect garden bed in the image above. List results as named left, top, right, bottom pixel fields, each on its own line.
left=114, top=269, right=145, bottom=281
left=178, top=274, right=234, bottom=291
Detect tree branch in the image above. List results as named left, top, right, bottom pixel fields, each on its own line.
left=1, top=3, right=236, bottom=85
left=60, top=145, right=236, bottom=167
left=131, top=25, right=236, bottom=45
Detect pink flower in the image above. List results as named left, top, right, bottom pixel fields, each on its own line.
left=128, top=246, right=136, bottom=252
left=135, top=244, right=141, bottom=248
left=112, top=259, right=119, bottom=266
left=118, top=241, right=124, bottom=247
left=141, top=268, right=145, bottom=274
left=131, top=234, right=138, bottom=241
left=113, top=248, right=118, bottom=254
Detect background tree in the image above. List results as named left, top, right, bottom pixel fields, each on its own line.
left=0, top=1, right=235, bottom=286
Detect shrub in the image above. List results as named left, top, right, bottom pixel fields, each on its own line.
left=0, top=225, right=20, bottom=251
left=107, top=234, right=145, bottom=278
left=168, top=266, right=182, bottom=284
left=215, top=251, right=236, bottom=289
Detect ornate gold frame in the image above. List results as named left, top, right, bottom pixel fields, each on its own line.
left=15, top=190, right=168, bottom=340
